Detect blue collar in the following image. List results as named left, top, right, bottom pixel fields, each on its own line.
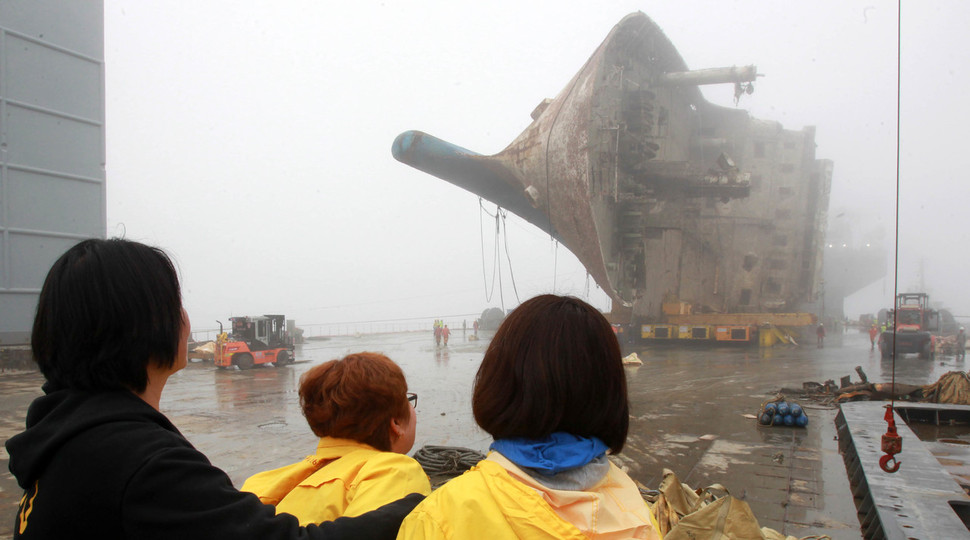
left=490, top=433, right=609, bottom=476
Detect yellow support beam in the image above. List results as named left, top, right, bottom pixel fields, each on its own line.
left=667, top=312, right=816, bottom=327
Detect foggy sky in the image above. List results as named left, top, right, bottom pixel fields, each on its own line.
left=102, top=1, right=970, bottom=337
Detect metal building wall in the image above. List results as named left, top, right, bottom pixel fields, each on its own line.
left=0, top=1, right=105, bottom=345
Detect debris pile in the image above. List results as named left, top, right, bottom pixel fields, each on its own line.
left=622, top=352, right=643, bottom=365
left=922, top=371, right=970, bottom=404
left=644, top=469, right=830, bottom=540
left=785, top=367, right=970, bottom=406
left=188, top=341, right=216, bottom=361
left=934, top=334, right=964, bottom=356
left=775, top=366, right=921, bottom=404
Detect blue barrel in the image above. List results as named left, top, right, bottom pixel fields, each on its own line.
left=777, top=402, right=791, bottom=416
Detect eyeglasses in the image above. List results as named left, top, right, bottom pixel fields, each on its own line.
left=407, top=392, right=418, bottom=408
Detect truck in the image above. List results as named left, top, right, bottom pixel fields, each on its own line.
left=878, top=293, right=939, bottom=359
left=214, top=315, right=295, bottom=369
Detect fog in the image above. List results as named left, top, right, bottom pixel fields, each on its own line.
left=103, top=1, right=970, bottom=337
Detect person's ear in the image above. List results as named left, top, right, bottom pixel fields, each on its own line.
left=389, top=417, right=405, bottom=441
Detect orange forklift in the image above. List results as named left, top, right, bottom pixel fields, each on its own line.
left=878, top=293, right=939, bottom=359
left=214, top=315, right=295, bottom=369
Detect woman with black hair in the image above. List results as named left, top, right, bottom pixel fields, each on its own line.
left=397, top=294, right=660, bottom=539
left=6, top=238, right=422, bottom=539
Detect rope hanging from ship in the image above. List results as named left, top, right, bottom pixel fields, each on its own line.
left=478, top=199, right=521, bottom=308
left=501, top=209, right=521, bottom=304
left=479, top=198, right=500, bottom=304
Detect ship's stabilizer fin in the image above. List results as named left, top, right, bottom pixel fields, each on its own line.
left=392, top=130, right=558, bottom=239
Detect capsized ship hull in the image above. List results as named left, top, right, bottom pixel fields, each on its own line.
left=393, top=12, right=830, bottom=321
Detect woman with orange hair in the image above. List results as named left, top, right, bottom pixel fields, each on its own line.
left=243, top=352, right=431, bottom=525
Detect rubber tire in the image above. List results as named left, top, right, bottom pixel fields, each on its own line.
left=275, top=350, right=290, bottom=367
left=235, top=353, right=255, bottom=370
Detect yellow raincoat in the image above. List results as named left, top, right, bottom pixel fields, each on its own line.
left=397, top=452, right=661, bottom=540
left=241, top=437, right=431, bottom=526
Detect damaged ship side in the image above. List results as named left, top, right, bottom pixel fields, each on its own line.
left=392, top=11, right=832, bottom=323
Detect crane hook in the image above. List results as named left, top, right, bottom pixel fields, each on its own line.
left=879, top=454, right=900, bottom=473
left=880, top=404, right=902, bottom=473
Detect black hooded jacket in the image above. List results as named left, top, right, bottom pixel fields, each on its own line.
left=6, top=386, right=421, bottom=539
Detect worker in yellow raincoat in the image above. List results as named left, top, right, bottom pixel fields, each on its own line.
left=397, top=295, right=661, bottom=540
left=243, top=353, right=430, bottom=525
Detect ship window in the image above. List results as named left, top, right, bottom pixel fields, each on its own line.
left=742, top=254, right=758, bottom=271
left=764, top=278, right=782, bottom=295
left=740, top=289, right=752, bottom=305
left=754, top=141, right=765, bottom=157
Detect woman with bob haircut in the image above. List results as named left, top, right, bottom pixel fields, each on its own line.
left=398, top=294, right=660, bottom=539
left=6, top=238, right=422, bottom=540
left=242, top=352, right=431, bottom=524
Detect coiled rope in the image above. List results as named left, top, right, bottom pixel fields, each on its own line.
left=413, top=445, right=486, bottom=479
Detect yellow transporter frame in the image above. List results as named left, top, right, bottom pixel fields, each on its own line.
left=677, top=325, right=711, bottom=340
left=641, top=324, right=677, bottom=340
left=714, top=325, right=753, bottom=342
left=655, top=313, right=815, bottom=346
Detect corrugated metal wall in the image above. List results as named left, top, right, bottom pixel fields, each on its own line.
left=0, top=1, right=105, bottom=344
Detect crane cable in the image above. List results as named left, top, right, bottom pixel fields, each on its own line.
left=880, top=0, right=903, bottom=475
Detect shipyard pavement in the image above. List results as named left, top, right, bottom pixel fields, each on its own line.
left=0, top=328, right=959, bottom=539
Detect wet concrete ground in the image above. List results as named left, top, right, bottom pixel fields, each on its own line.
left=0, top=327, right=964, bottom=538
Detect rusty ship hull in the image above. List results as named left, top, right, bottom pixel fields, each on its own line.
left=393, top=12, right=831, bottom=322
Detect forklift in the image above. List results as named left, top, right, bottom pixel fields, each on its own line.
left=214, top=314, right=295, bottom=369
left=878, top=293, right=939, bottom=359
